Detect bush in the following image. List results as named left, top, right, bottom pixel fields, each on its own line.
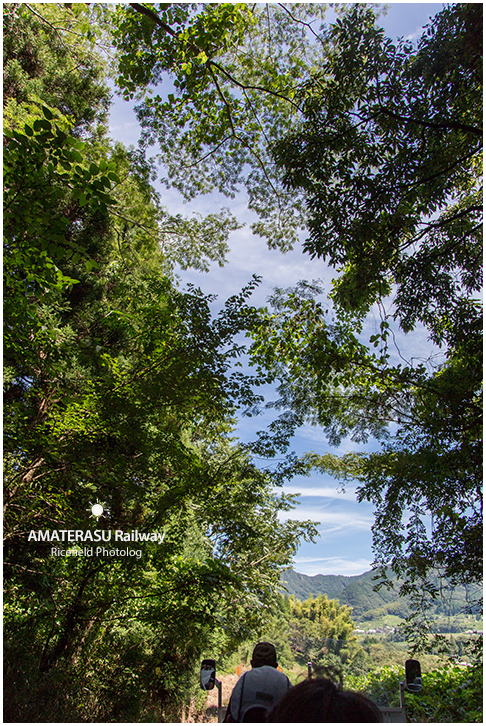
left=346, top=665, right=403, bottom=707
left=406, top=665, right=483, bottom=723
left=346, top=664, right=483, bottom=722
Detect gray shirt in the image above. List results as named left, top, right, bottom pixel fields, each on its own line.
left=228, top=665, right=292, bottom=721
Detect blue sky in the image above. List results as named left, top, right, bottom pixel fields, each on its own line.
left=109, top=3, right=445, bottom=576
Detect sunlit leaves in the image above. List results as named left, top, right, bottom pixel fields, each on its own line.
left=248, top=283, right=420, bottom=446
left=266, top=4, right=482, bottom=652
left=112, top=2, right=333, bottom=249
left=274, top=4, right=482, bottom=334
left=287, top=593, right=357, bottom=664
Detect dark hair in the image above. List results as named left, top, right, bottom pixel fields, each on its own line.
left=267, top=676, right=383, bottom=722
left=251, top=642, right=278, bottom=668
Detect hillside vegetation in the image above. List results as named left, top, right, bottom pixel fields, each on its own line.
left=281, top=569, right=482, bottom=628
left=209, top=590, right=482, bottom=723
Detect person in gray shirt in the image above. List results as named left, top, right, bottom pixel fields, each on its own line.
left=224, top=642, right=291, bottom=722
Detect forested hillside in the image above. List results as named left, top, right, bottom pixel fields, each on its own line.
left=281, top=570, right=482, bottom=621
left=4, top=3, right=482, bottom=723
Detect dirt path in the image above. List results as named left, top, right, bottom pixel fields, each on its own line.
left=201, top=671, right=240, bottom=723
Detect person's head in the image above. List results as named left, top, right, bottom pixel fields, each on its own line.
left=267, top=676, right=383, bottom=722
left=250, top=642, right=278, bottom=669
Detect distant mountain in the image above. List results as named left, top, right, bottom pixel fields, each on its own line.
left=280, top=569, right=400, bottom=618
left=280, top=569, right=481, bottom=621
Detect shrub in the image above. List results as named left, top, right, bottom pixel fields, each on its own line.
left=406, top=665, right=483, bottom=723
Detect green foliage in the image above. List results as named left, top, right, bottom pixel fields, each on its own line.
left=218, top=591, right=359, bottom=677
left=4, top=4, right=483, bottom=720
left=338, top=663, right=484, bottom=722
left=347, top=663, right=483, bottom=722
left=274, top=4, right=482, bottom=332
left=3, top=2, right=110, bottom=132
left=3, top=5, right=318, bottom=721
left=4, top=101, right=116, bottom=297
left=111, top=2, right=337, bottom=249
left=249, top=278, right=481, bottom=657
left=346, top=665, right=404, bottom=708
left=263, top=3, right=483, bottom=652
left=405, top=666, right=483, bottom=723
left=289, top=594, right=355, bottom=645
left=249, top=281, right=412, bottom=446
left=4, top=244, right=317, bottom=721
left=266, top=593, right=359, bottom=670
left=282, top=568, right=482, bottom=625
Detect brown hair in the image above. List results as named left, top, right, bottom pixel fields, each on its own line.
left=267, top=676, right=383, bottom=722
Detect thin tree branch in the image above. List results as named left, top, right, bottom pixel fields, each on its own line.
left=378, top=104, right=482, bottom=137
left=129, top=3, right=302, bottom=110
left=277, top=3, right=326, bottom=46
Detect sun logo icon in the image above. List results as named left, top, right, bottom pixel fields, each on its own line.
left=87, top=500, right=109, bottom=520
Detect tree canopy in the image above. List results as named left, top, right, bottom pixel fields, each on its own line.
left=267, top=2, right=482, bottom=647
left=3, top=3, right=482, bottom=720
left=111, top=2, right=335, bottom=250
left=272, top=4, right=482, bottom=338
left=4, top=4, right=317, bottom=720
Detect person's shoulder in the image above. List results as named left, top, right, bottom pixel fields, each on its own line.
left=249, top=666, right=291, bottom=683
left=262, top=666, right=290, bottom=677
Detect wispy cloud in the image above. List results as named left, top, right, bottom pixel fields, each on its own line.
left=107, top=2, right=438, bottom=579
left=280, top=507, right=374, bottom=532
left=280, top=484, right=358, bottom=502
left=291, top=557, right=373, bottom=577
left=405, top=27, right=424, bottom=42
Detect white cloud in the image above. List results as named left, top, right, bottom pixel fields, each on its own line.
left=108, top=90, right=140, bottom=147
left=106, top=2, right=440, bottom=579
left=176, top=220, right=334, bottom=308
left=280, top=484, right=358, bottom=502
left=292, top=557, right=373, bottom=577
left=404, top=27, right=424, bottom=42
